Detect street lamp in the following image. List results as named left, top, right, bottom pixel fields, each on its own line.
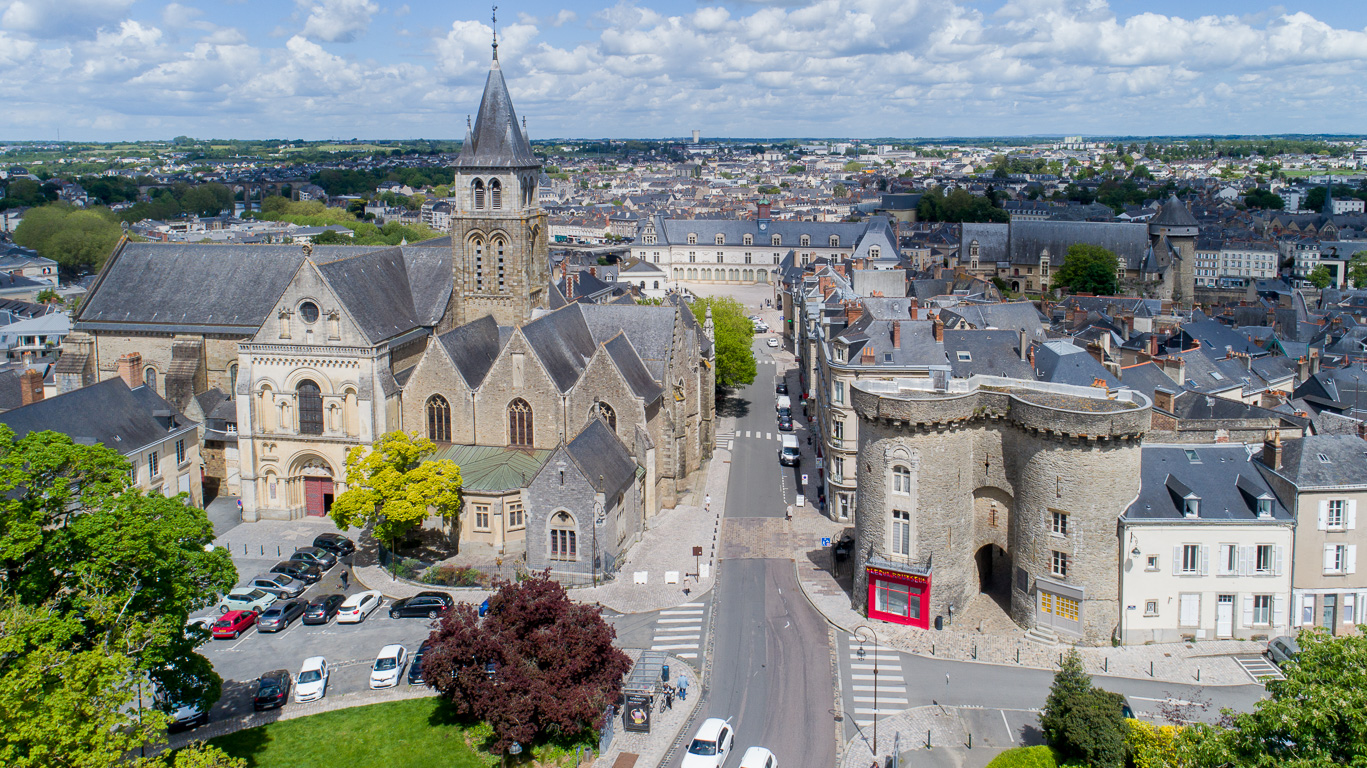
left=854, top=624, right=880, bottom=758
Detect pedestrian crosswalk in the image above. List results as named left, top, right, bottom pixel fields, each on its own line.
left=846, top=634, right=908, bottom=726
left=650, top=602, right=705, bottom=659
left=738, top=430, right=781, bottom=441
left=1233, top=654, right=1285, bottom=682
left=714, top=429, right=735, bottom=450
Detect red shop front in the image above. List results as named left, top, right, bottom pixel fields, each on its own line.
left=866, top=566, right=931, bottom=628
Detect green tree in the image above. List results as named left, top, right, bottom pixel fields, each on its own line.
left=1041, top=649, right=1128, bottom=768
left=33, top=288, right=62, bottom=306
left=0, top=179, right=57, bottom=210
left=690, top=296, right=756, bottom=390
left=1348, top=253, right=1367, bottom=289
left=833, top=184, right=849, bottom=198
left=1052, top=243, right=1119, bottom=295
left=1308, top=264, right=1334, bottom=290
left=1176, top=629, right=1367, bottom=767
left=310, top=229, right=351, bottom=245
left=12, top=204, right=123, bottom=274
left=330, top=431, right=463, bottom=556
left=1244, top=189, right=1284, bottom=210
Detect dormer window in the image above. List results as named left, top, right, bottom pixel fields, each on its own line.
left=772, top=234, right=782, bottom=246
left=715, top=233, right=725, bottom=245
left=687, top=233, right=698, bottom=245
left=835, top=345, right=846, bottom=363
left=743, top=234, right=753, bottom=245
left=830, top=235, right=839, bottom=247
left=800, top=234, right=811, bottom=247
left=1257, top=498, right=1272, bottom=518
left=870, top=246, right=881, bottom=259
left=1185, top=498, right=1200, bottom=518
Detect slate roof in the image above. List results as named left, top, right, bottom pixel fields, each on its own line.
left=428, top=443, right=553, bottom=492
left=1262, top=434, right=1367, bottom=489
left=580, top=303, right=680, bottom=379
left=402, top=247, right=453, bottom=326
left=1008, top=221, right=1151, bottom=267
left=942, top=330, right=1034, bottom=379
left=941, top=302, right=1045, bottom=334
left=958, top=223, right=1009, bottom=262
left=313, top=247, right=421, bottom=344
left=1150, top=194, right=1199, bottom=228
left=453, top=56, right=538, bottom=169
left=1117, top=361, right=1177, bottom=402
left=564, top=418, right=639, bottom=498
left=833, top=315, right=949, bottom=369
left=0, top=377, right=196, bottom=454
left=602, top=333, right=663, bottom=404
left=1126, top=444, right=1290, bottom=522
left=1180, top=319, right=1267, bottom=358
left=520, top=304, right=598, bottom=393
left=437, top=315, right=505, bottom=389
left=1032, top=340, right=1118, bottom=387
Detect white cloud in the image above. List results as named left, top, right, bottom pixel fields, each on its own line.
left=299, top=0, right=377, bottom=43
left=0, top=0, right=135, bottom=39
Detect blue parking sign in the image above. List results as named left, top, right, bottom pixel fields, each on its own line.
left=821, top=537, right=831, bottom=547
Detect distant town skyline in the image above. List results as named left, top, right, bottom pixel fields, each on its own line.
left=1, top=0, right=1365, bottom=142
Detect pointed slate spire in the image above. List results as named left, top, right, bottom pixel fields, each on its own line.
left=453, top=37, right=538, bottom=170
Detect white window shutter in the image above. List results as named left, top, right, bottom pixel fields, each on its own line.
left=1293, top=590, right=1306, bottom=626
left=1319, top=500, right=1328, bottom=530
left=1242, top=595, right=1254, bottom=627
left=1325, top=544, right=1337, bottom=574
left=1172, top=545, right=1180, bottom=575
left=1240, top=546, right=1252, bottom=576
left=1303, top=593, right=1316, bottom=626
left=1273, top=594, right=1286, bottom=627
left=1350, top=500, right=1358, bottom=530
left=1345, top=595, right=1356, bottom=624
left=1274, top=546, right=1284, bottom=577
left=1200, top=545, right=1210, bottom=576
left=1349, top=545, right=1358, bottom=575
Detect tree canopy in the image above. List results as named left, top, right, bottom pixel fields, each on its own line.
left=1307, top=264, right=1333, bottom=290
left=423, top=573, right=631, bottom=753
left=12, top=204, right=123, bottom=274
left=917, top=186, right=1009, bottom=223
left=330, top=431, right=463, bottom=550
left=1052, top=243, right=1120, bottom=296
left=690, top=296, right=756, bottom=390
left=1348, top=253, right=1367, bottom=289
left=0, top=427, right=237, bottom=765
left=1040, top=649, right=1128, bottom=768
left=1244, top=188, right=1285, bottom=210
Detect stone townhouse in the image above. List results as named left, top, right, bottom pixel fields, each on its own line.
left=1119, top=443, right=1293, bottom=645
left=1258, top=434, right=1367, bottom=635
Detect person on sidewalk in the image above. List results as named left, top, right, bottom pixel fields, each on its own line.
left=678, top=673, right=688, bottom=701
left=704, top=494, right=711, bottom=513
left=340, top=569, right=350, bottom=590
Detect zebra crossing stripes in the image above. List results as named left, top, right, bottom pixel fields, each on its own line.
left=847, top=635, right=908, bottom=726
left=650, top=602, right=704, bottom=659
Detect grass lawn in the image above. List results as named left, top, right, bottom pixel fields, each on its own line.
left=210, top=697, right=495, bottom=768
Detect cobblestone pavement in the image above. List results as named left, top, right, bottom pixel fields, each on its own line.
left=594, top=651, right=702, bottom=768
left=796, top=544, right=1266, bottom=687
left=840, top=706, right=969, bottom=768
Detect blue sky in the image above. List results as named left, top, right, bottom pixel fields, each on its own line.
left=0, top=0, right=1365, bottom=141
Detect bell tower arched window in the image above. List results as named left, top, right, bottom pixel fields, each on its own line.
left=473, top=179, right=485, bottom=210
left=472, top=236, right=485, bottom=291
left=508, top=398, right=533, bottom=448
left=298, top=380, right=323, bottom=435
left=494, top=237, right=506, bottom=292
left=427, top=395, right=451, bottom=442
left=595, top=401, right=616, bottom=432
left=490, top=178, right=502, bottom=210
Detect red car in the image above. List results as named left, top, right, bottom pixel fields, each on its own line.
left=212, top=610, right=257, bottom=639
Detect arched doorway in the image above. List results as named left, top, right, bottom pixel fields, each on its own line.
left=289, top=454, right=335, bottom=517
left=975, top=544, right=1009, bottom=595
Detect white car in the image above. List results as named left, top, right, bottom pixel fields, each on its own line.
left=681, top=717, right=734, bottom=768
left=336, top=590, right=383, bottom=624
left=369, top=644, right=408, bottom=689
left=766, top=337, right=780, bottom=348
left=738, top=746, right=777, bottom=768
left=294, top=656, right=329, bottom=703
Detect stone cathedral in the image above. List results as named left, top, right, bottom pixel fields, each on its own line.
left=58, top=41, right=716, bottom=580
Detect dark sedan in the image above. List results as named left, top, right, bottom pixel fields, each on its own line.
left=313, top=532, right=356, bottom=557
left=290, top=546, right=337, bottom=571
left=776, top=381, right=788, bottom=396
left=777, top=414, right=793, bottom=431
left=272, top=560, right=322, bottom=584
left=302, top=594, right=346, bottom=625
left=409, top=639, right=433, bottom=685
left=253, top=669, right=291, bottom=711
left=257, top=599, right=306, bottom=632
left=388, top=591, right=454, bottom=619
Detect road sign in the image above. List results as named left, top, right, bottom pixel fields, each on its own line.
left=821, top=537, right=831, bottom=547
left=816, top=458, right=823, bottom=470
left=801, top=473, right=809, bottom=485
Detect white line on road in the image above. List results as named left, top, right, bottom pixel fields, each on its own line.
left=653, top=635, right=701, bottom=642
left=651, top=644, right=700, bottom=651
left=658, top=618, right=701, bottom=624
left=680, top=602, right=704, bottom=607
left=1129, top=696, right=1202, bottom=706
left=853, top=696, right=909, bottom=705
left=854, top=707, right=904, bottom=715
left=677, top=653, right=697, bottom=659
left=659, top=609, right=704, bottom=615
left=1002, top=711, right=1014, bottom=743
left=851, top=685, right=907, bottom=693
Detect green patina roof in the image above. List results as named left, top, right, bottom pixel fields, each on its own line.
left=429, top=444, right=554, bottom=493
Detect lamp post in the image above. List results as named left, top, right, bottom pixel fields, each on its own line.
left=854, top=624, right=880, bottom=759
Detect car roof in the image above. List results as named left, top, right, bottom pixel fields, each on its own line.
left=229, top=587, right=261, bottom=595
left=300, top=656, right=327, bottom=670
left=220, top=609, right=251, bottom=620
left=416, top=591, right=448, bottom=598
left=739, top=747, right=775, bottom=766
left=260, top=669, right=290, bottom=680
left=378, top=643, right=405, bottom=656
left=695, top=717, right=728, bottom=739
left=341, top=590, right=379, bottom=605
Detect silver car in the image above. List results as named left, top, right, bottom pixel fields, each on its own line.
left=1267, top=635, right=1300, bottom=666
left=248, top=573, right=305, bottom=599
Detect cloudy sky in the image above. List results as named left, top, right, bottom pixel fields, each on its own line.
left=0, top=0, right=1364, bottom=142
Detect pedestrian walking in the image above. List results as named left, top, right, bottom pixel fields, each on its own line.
left=340, top=569, right=350, bottom=590
left=678, top=673, right=688, bottom=701
left=945, top=672, right=950, bottom=687
left=704, top=494, right=711, bottom=513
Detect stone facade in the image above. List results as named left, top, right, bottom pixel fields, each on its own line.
left=851, top=376, right=1149, bottom=643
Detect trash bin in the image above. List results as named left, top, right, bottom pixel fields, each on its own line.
left=934, top=615, right=944, bottom=631
left=661, top=664, right=670, bottom=683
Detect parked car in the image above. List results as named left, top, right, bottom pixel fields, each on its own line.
left=738, top=747, right=777, bottom=768
left=389, top=591, right=454, bottom=619
left=409, top=639, right=433, bottom=686
left=257, top=599, right=306, bottom=632
left=775, top=381, right=788, bottom=396
left=247, top=572, right=305, bottom=599
left=303, top=594, right=346, bottom=625
left=271, top=560, right=322, bottom=584
left=312, top=532, right=356, bottom=557
left=1267, top=635, right=1301, bottom=666
left=682, top=718, right=734, bottom=768
left=766, top=337, right=779, bottom=348
left=290, top=546, right=337, bottom=571
left=185, top=615, right=214, bottom=638
left=337, top=590, right=383, bottom=624
left=155, top=691, right=208, bottom=731
left=219, top=588, right=276, bottom=615
left=777, top=414, right=793, bottom=431
left=211, top=610, right=258, bottom=639
left=295, top=656, right=329, bottom=703
left=369, top=644, right=408, bottom=689
left=252, top=669, right=291, bottom=711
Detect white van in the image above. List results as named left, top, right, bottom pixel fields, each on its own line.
left=775, top=395, right=791, bottom=413
left=779, top=434, right=800, bottom=466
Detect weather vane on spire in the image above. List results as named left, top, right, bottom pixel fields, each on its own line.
left=491, top=5, right=499, bottom=59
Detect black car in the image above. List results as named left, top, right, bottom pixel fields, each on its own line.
left=776, top=381, right=788, bottom=396
left=290, top=546, right=337, bottom=571
left=313, top=532, right=356, bottom=557
left=272, top=560, right=322, bottom=584
left=257, top=599, right=306, bottom=632
left=409, top=639, right=433, bottom=685
left=389, top=591, right=454, bottom=619
left=253, top=669, right=291, bottom=711
left=778, top=414, right=794, bottom=431
left=303, top=594, right=345, bottom=625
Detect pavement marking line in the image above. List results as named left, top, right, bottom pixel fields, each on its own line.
left=677, top=652, right=698, bottom=659
left=1003, top=711, right=1014, bottom=743
left=659, top=610, right=705, bottom=615
left=851, top=686, right=907, bottom=693
left=651, top=644, right=701, bottom=651
left=852, top=696, right=909, bottom=704
left=658, top=618, right=701, bottom=624
left=680, top=602, right=704, bottom=607
left=654, top=636, right=701, bottom=642
left=1129, top=696, right=1203, bottom=706
left=853, top=708, right=904, bottom=715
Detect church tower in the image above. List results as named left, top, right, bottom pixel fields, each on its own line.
left=1149, top=194, right=1198, bottom=308
left=441, top=29, right=548, bottom=332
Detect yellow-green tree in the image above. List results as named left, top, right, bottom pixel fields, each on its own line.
left=1127, top=719, right=1184, bottom=768
left=329, top=431, right=463, bottom=554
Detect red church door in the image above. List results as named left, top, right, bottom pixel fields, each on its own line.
left=304, top=477, right=334, bottom=517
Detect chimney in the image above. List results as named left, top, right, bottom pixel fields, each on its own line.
left=1019, top=328, right=1029, bottom=361
left=567, top=273, right=577, bottom=300
left=1065, top=306, right=1076, bottom=324
left=910, top=301, right=920, bottom=320
left=1310, top=347, right=1321, bottom=375
left=117, top=353, right=143, bottom=390
left=861, top=343, right=875, bottom=364
left=1148, top=334, right=1160, bottom=358
left=589, top=267, right=597, bottom=278
left=1123, top=315, right=1134, bottom=341
left=19, top=368, right=43, bottom=406
left=1153, top=387, right=1175, bottom=413
left=1262, top=429, right=1283, bottom=471
left=845, top=301, right=864, bottom=324
left=932, top=313, right=944, bottom=343
left=891, top=321, right=902, bottom=349
left=1162, top=355, right=1186, bottom=386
